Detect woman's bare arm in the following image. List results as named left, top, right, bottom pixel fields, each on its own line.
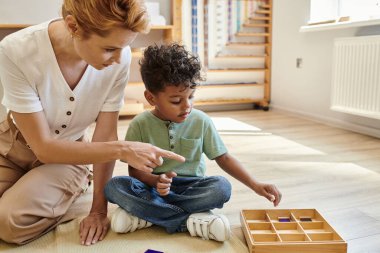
left=11, top=111, right=185, bottom=171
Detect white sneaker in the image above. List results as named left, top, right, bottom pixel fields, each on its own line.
left=111, top=207, right=152, bottom=233
left=186, top=212, right=231, bottom=242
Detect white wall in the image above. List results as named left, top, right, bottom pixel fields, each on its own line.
left=0, top=0, right=63, bottom=121
left=0, top=0, right=172, bottom=25
left=0, top=0, right=62, bottom=24
left=271, top=0, right=380, bottom=138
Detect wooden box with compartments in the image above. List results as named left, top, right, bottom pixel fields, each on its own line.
left=240, top=209, right=347, bottom=253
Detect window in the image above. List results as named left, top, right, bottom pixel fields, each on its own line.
left=310, top=0, right=338, bottom=23
left=309, top=0, right=380, bottom=23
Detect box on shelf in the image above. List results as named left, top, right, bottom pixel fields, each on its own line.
left=145, top=2, right=166, bottom=25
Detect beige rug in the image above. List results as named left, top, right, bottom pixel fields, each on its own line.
left=0, top=186, right=248, bottom=253
left=0, top=116, right=255, bottom=253
left=0, top=218, right=248, bottom=253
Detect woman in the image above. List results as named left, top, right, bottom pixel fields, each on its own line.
left=0, top=0, right=184, bottom=246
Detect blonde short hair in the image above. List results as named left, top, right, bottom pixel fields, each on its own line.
left=62, top=0, right=150, bottom=38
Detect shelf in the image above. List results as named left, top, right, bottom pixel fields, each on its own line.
left=299, top=18, right=380, bottom=32
left=226, top=42, right=269, bottom=47
left=194, top=98, right=259, bottom=106
left=243, top=23, right=270, bottom=28
left=236, top=32, right=270, bottom=37
left=207, top=68, right=267, bottom=72
left=0, top=24, right=174, bottom=30
left=150, top=25, right=174, bottom=30
left=199, top=83, right=265, bottom=88
left=127, top=82, right=265, bottom=88
left=121, top=98, right=259, bottom=115
left=0, top=24, right=30, bottom=29
left=256, top=10, right=271, bottom=15
left=120, top=99, right=144, bottom=116
left=216, top=55, right=267, bottom=59
left=131, top=51, right=143, bottom=58
left=260, top=4, right=271, bottom=9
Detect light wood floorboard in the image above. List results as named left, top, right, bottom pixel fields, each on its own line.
left=113, top=109, right=380, bottom=253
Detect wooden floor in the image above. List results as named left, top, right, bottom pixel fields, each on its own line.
left=115, top=109, right=380, bottom=253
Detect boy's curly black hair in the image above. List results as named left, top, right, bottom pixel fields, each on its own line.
left=139, top=43, right=204, bottom=94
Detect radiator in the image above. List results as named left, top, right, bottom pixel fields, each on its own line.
left=331, top=35, right=380, bottom=120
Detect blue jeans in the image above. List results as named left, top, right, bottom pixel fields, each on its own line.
left=104, top=175, right=231, bottom=233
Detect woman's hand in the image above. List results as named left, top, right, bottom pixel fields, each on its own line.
left=156, top=171, right=177, bottom=196
left=79, top=212, right=110, bottom=246
left=122, top=141, right=185, bottom=173
left=253, top=182, right=282, bottom=207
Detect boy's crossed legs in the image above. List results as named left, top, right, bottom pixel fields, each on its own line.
left=105, top=175, right=232, bottom=241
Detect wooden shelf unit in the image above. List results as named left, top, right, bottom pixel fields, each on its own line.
left=201, top=0, right=273, bottom=110
left=125, top=0, right=273, bottom=114
left=264, top=0, right=273, bottom=109
left=1, top=0, right=271, bottom=115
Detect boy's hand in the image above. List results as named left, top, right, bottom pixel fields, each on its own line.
left=156, top=171, right=177, bottom=196
left=254, top=183, right=282, bottom=207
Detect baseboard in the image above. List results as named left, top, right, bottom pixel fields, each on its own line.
left=270, top=105, right=380, bottom=139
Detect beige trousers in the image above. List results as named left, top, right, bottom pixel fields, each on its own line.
left=0, top=114, right=91, bottom=244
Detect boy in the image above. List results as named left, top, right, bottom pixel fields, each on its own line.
left=105, top=44, right=282, bottom=242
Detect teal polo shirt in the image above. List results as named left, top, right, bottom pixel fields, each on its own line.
left=125, top=109, right=227, bottom=177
